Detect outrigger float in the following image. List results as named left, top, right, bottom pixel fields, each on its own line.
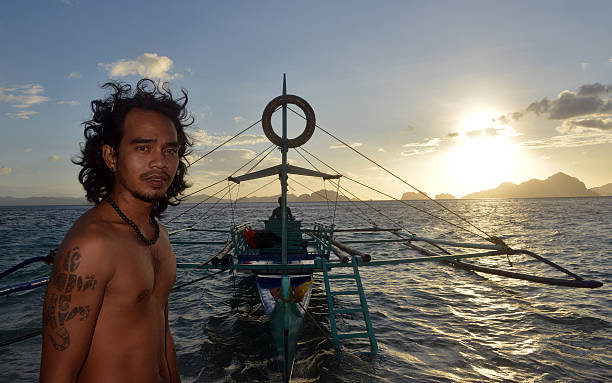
left=0, top=76, right=604, bottom=382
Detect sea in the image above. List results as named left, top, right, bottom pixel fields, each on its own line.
left=0, top=198, right=610, bottom=382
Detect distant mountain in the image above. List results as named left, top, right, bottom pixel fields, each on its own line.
left=400, top=191, right=429, bottom=200
left=182, top=189, right=354, bottom=204
left=435, top=193, right=457, bottom=200
left=0, top=190, right=354, bottom=206
left=590, top=183, right=612, bottom=196
left=462, top=172, right=599, bottom=199
left=0, top=196, right=89, bottom=206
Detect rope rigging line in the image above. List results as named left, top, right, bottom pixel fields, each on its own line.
left=293, top=146, right=404, bottom=230
left=180, top=144, right=276, bottom=201
left=287, top=106, right=495, bottom=241
left=164, top=144, right=276, bottom=225
left=332, top=177, right=340, bottom=226
left=165, top=183, right=237, bottom=227
left=228, top=180, right=237, bottom=227
left=178, top=187, right=237, bottom=232
left=288, top=175, right=398, bottom=234
left=187, top=119, right=263, bottom=168
left=291, top=148, right=333, bottom=218
left=296, top=145, right=489, bottom=241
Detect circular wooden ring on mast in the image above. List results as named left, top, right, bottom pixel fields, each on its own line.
left=262, top=94, right=316, bottom=148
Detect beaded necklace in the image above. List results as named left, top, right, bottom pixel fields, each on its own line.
left=106, top=196, right=159, bottom=246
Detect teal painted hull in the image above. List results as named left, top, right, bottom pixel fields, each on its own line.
left=270, top=299, right=304, bottom=382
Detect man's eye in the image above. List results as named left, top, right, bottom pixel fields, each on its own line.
left=136, top=145, right=148, bottom=152
left=167, top=148, right=178, bottom=155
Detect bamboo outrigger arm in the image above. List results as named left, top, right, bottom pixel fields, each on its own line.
left=332, top=239, right=372, bottom=262
left=394, top=232, right=604, bottom=289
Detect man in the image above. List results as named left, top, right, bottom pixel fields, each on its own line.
left=40, top=79, right=193, bottom=382
left=270, top=196, right=294, bottom=220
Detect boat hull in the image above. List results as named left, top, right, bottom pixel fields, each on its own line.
left=256, top=274, right=313, bottom=382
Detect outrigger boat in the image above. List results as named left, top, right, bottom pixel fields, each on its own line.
left=0, top=75, right=604, bottom=382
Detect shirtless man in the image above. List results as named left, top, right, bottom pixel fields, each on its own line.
left=40, top=79, right=193, bottom=382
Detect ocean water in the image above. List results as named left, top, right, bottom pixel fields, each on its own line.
left=0, top=198, right=611, bottom=382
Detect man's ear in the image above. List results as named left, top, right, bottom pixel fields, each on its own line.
left=102, top=144, right=117, bottom=172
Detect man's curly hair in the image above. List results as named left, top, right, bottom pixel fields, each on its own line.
left=73, top=79, right=193, bottom=218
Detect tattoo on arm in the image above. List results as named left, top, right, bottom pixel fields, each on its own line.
left=43, top=246, right=97, bottom=351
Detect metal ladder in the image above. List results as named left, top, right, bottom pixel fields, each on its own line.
left=322, top=257, right=378, bottom=353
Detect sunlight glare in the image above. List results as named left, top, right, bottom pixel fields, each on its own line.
left=445, top=109, right=518, bottom=196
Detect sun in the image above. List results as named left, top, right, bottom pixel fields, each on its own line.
left=444, top=110, right=519, bottom=196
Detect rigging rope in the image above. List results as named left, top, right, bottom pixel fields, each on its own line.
left=188, top=119, right=263, bottom=167
left=165, top=144, right=276, bottom=225
left=296, top=146, right=489, bottom=241
left=293, top=146, right=404, bottom=231
left=287, top=106, right=495, bottom=241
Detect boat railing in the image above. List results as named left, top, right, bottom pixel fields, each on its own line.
left=309, top=222, right=334, bottom=257
left=231, top=223, right=259, bottom=256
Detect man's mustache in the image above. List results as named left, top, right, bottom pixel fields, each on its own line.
left=140, top=171, right=172, bottom=181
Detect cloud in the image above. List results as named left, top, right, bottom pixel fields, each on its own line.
left=581, top=62, right=588, bottom=71
left=495, top=83, right=612, bottom=126
left=577, top=83, right=609, bottom=96
left=447, top=132, right=459, bottom=138
left=24, top=148, right=32, bottom=152
left=465, top=127, right=504, bottom=138
left=48, top=155, right=61, bottom=162
left=7, top=110, right=38, bottom=119
left=329, top=142, right=363, bottom=149
left=528, top=90, right=611, bottom=120
left=61, top=0, right=73, bottom=5
left=234, top=116, right=246, bottom=123
left=519, top=131, right=612, bottom=149
left=0, top=166, right=12, bottom=175
left=403, top=124, right=416, bottom=133
left=68, top=72, right=82, bottom=79
left=57, top=100, right=80, bottom=106
left=0, top=84, right=49, bottom=112
left=377, top=148, right=386, bottom=152
left=191, top=129, right=268, bottom=147
left=557, top=116, right=612, bottom=133
left=187, top=148, right=280, bottom=173
left=98, top=53, right=182, bottom=81
left=400, top=138, right=440, bottom=156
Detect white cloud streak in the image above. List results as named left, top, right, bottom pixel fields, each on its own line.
left=98, top=53, right=182, bottom=81
left=519, top=131, right=612, bottom=149
left=7, top=110, right=38, bottom=119
left=48, top=155, right=61, bottom=162
left=0, top=84, right=49, bottom=108
left=329, top=142, right=363, bottom=149
left=57, top=100, right=80, bottom=106
left=0, top=166, right=12, bottom=175
left=68, top=72, right=82, bottom=79
left=0, top=84, right=48, bottom=119
left=191, top=129, right=269, bottom=147
left=400, top=138, right=440, bottom=156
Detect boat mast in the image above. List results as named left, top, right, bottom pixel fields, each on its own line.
left=281, top=74, right=288, bottom=266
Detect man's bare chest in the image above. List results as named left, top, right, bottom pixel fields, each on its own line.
left=105, top=243, right=174, bottom=307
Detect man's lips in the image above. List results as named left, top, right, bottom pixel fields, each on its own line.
left=142, top=172, right=171, bottom=187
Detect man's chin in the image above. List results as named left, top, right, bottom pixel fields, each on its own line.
left=134, top=190, right=166, bottom=203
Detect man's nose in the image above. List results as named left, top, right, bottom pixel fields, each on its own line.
left=150, top=148, right=168, bottom=168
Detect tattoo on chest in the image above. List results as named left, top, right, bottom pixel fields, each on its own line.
left=43, top=246, right=97, bottom=351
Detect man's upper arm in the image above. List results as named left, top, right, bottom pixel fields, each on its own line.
left=40, top=238, right=112, bottom=382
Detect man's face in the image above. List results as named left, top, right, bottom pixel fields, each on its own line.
left=111, top=108, right=180, bottom=202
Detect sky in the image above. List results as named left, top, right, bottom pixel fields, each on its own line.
left=1, top=0, right=611, bottom=200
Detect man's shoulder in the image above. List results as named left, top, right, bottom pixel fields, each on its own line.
left=56, top=207, right=119, bottom=274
